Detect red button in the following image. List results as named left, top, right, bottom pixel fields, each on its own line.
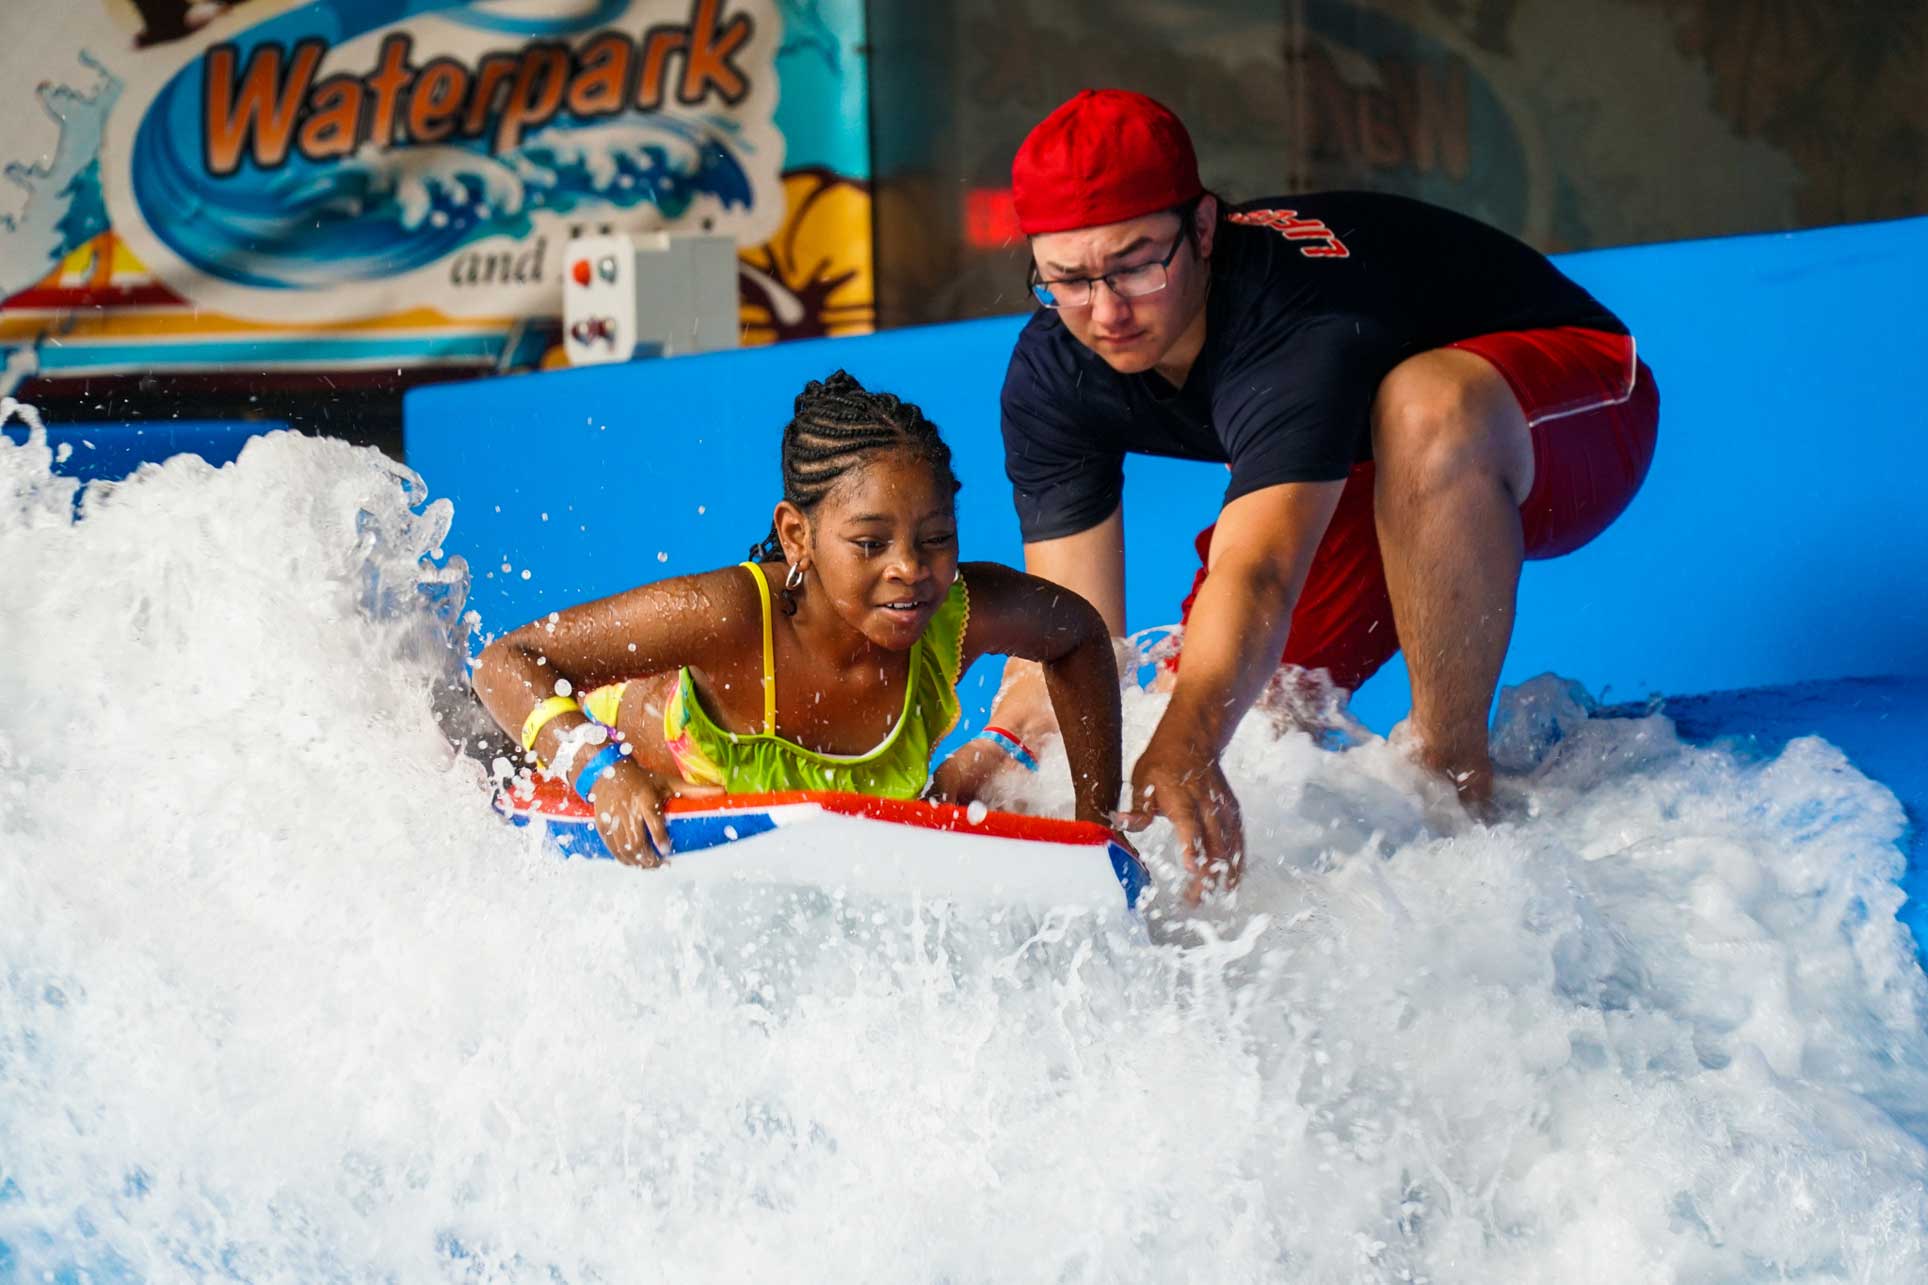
left=570, top=259, right=591, bottom=287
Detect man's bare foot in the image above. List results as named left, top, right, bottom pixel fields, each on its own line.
left=1388, top=719, right=1501, bottom=824
left=1438, top=760, right=1501, bottom=825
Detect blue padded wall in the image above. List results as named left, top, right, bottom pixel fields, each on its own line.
left=406, top=216, right=1928, bottom=734
left=3, top=420, right=280, bottom=483
left=1419, top=215, right=1928, bottom=724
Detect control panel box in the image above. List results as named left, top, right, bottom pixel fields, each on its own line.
left=562, top=233, right=740, bottom=365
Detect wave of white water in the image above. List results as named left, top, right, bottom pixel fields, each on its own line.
left=2, top=424, right=1925, bottom=1282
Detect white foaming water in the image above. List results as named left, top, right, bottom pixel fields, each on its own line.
left=3, top=423, right=1926, bottom=1282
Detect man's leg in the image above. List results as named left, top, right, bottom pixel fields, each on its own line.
left=1370, top=348, right=1535, bottom=809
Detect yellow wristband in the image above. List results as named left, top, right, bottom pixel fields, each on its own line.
left=520, top=695, right=581, bottom=752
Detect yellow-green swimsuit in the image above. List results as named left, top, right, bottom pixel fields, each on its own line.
left=581, top=562, right=969, bottom=798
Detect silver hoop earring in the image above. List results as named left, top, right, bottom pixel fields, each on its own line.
left=952, top=567, right=961, bottom=584
left=784, top=562, right=805, bottom=591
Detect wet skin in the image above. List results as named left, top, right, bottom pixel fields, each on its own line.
left=986, top=197, right=1539, bottom=900
left=474, top=447, right=1124, bottom=865
left=1030, top=200, right=1216, bottom=388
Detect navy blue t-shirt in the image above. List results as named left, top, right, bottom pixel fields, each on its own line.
left=1000, top=192, right=1626, bottom=542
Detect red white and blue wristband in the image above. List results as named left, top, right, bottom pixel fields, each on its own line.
left=976, top=725, right=1039, bottom=772
left=571, top=744, right=627, bottom=800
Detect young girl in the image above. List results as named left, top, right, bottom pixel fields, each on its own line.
left=473, top=370, right=1123, bottom=865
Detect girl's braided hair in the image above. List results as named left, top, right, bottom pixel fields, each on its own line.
left=749, top=370, right=962, bottom=563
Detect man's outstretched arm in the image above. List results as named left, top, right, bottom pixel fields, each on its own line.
left=1123, top=479, right=1343, bottom=900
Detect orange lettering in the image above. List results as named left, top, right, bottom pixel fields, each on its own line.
left=365, top=34, right=412, bottom=149
left=495, top=45, right=569, bottom=153
left=203, top=40, right=324, bottom=175
left=1360, top=81, right=1403, bottom=169
left=679, top=0, right=753, bottom=105
left=408, top=59, right=468, bottom=143
left=568, top=32, right=633, bottom=117
left=463, top=54, right=518, bottom=138
left=1305, top=47, right=1358, bottom=166
left=297, top=75, right=364, bottom=160
left=1415, top=62, right=1469, bottom=180
left=636, top=28, right=686, bottom=110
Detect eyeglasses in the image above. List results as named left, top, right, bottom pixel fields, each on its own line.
left=1030, top=230, right=1187, bottom=310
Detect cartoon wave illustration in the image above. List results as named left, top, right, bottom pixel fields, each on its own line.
left=437, top=0, right=633, bottom=37
left=0, top=55, right=121, bottom=299
left=125, top=2, right=760, bottom=290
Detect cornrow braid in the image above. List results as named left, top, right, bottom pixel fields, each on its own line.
left=749, top=369, right=963, bottom=563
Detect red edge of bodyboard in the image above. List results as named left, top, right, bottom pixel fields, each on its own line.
left=510, top=776, right=1118, bottom=847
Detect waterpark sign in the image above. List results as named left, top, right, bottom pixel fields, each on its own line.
left=99, top=0, right=786, bottom=325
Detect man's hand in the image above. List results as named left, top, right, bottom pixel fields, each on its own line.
left=1119, top=729, right=1243, bottom=904
left=1116, top=480, right=1341, bottom=904
left=929, top=736, right=1022, bottom=810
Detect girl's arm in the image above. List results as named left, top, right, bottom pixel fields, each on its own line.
left=472, top=568, right=754, bottom=858
left=947, top=562, right=1123, bottom=827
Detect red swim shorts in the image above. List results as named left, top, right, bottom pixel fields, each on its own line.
left=1178, top=326, right=1659, bottom=692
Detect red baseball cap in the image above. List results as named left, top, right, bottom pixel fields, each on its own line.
left=1012, top=90, right=1203, bottom=236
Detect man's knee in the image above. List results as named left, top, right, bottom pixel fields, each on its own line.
left=1371, top=351, right=1531, bottom=503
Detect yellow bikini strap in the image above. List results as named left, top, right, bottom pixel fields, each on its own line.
left=738, top=561, right=778, bottom=734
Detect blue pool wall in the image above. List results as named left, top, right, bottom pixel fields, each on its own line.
left=3, top=420, right=279, bottom=483
left=404, top=214, right=1928, bottom=735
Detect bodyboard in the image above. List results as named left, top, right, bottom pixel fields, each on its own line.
left=496, top=777, right=1149, bottom=911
